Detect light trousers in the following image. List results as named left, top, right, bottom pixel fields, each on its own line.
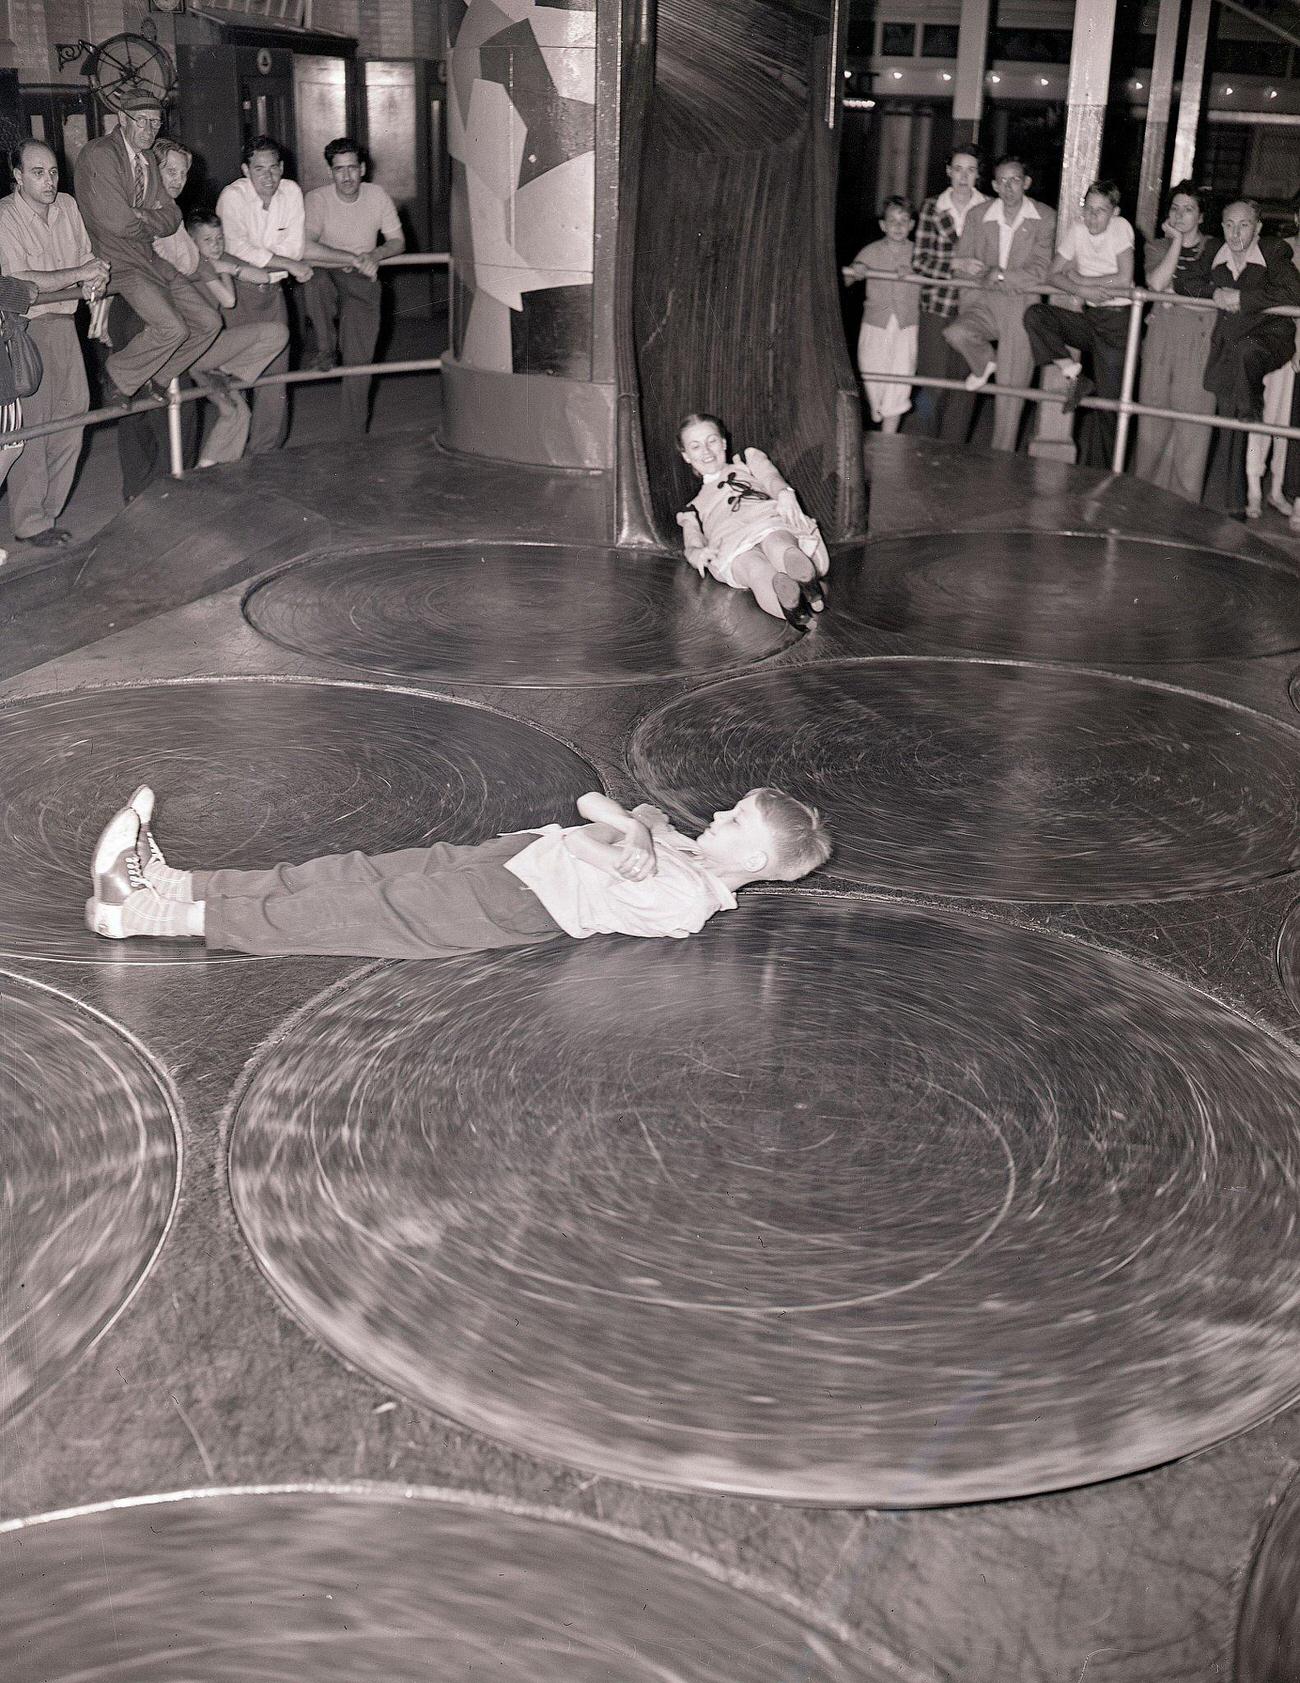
left=6, top=316, right=88, bottom=538
left=944, top=287, right=1035, bottom=452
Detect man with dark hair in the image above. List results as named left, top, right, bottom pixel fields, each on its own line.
left=73, top=93, right=219, bottom=406
left=0, top=140, right=107, bottom=547
left=944, top=156, right=1056, bottom=452
left=303, top=138, right=405, bottom=434
left=216, top=134, right=314, bottom=453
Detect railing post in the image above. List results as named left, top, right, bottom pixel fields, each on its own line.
left=167, top=378, right=185, bottom=479
left=1111, top=293, right=1145, bottom=474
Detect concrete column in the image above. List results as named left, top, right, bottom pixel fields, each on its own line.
left=1135, top=0, right=1182, bottom=237
left=1057, top=0, right=1118, bottom=239
left=952, top=0, right=992, bottom=149
left=1171, top=0, right=1213, bottom=183
left=443, top=0, right=608, bottom=470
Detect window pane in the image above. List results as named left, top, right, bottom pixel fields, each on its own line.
left=881, top=22, right=917, bottom=56
left=921, top=24, right=959, bottom=57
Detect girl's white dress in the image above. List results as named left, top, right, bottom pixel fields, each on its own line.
left=676, top=449, right=829, bottom=586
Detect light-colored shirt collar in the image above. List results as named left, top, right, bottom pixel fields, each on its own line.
left=984, top=197, right=1041, bottom=227
left=1212, top=239, right=1265, bottom=275
left=935, top=186, right=987, bottom=215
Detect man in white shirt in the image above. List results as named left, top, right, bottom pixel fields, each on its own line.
left=216, top=133, right=313, bottom=453
left=0, top=140, right=108, bottom=547
left=943, top=157, right=1056, bottom=451
left=302, top=138, right=405, bottom=435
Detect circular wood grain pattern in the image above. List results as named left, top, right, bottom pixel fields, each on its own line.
left=0, top=1488, right=873, bottom=1682
left=0, top=972, right=178, bottom=1421
left=242, top=544, right=793, bottom=686
left=0, top=680, right=598, bottom=963
left=629, top=658, right=1300, bottom=902
left=842, top=530, right=1300, bottom=661
left=229, top=894, right=1300, bottom=1505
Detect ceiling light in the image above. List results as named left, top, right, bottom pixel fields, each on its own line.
left=941, top=71, right=952, bottom=81
left=988, top=72, right=1001, bottom=84
left=891, top=69, right=903, bottom=79
left=1222, top=85, right=1234, bottom=94
left=1133, top=81, right=1143, bottom=91
left=1038, top=76, right=1050, bottom=86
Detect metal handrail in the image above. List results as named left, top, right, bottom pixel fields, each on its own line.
left=0, top=252, right=451, bottom=472
left=848, top=266, right=1300, bottom=469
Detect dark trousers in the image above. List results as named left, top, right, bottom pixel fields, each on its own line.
left=107, top=296, right=198, bottom=501
left=1024, top=301, right=1129, bottom=470
left=1202, top=322, right=1296, bottom=513
left=910, top=309, right=974, bottom=443
left=304, top=268, right=382, bottom=436
left=195, top=833, right=564, bottom=959
left=106, top=269, right=220, bottom=397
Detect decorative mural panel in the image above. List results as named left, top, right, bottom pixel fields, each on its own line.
left=448, top=0, right=596, bottom=379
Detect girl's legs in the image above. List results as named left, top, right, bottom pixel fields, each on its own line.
left=730, top=549, right=803, bottom=619
left=758, top=530, right=824, bottom=611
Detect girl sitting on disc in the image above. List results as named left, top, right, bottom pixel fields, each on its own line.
left=676, top=413, right=829, bottom=629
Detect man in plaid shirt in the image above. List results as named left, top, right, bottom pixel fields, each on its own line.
left=912, top=148, right=986, bottom=441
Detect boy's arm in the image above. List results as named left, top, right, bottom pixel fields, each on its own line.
left=564, top=821, right=657, bottom=881
left=570, top=793, right=658, bottom=879
left=631, top=802, right=671, bottom=833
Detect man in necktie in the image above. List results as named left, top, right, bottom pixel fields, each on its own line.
left=74, top=90, right=220, bottom=405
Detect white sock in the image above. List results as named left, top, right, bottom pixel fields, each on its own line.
left=120, top=890, right=205, bottom=939
left=142, top=859, right=193, bottom=901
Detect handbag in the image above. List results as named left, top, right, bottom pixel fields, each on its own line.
left=0, top=308, right=43, bottom=399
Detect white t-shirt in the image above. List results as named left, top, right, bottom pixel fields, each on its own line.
left=504, top=822, right=737, bottom=940
left=1058, top=215, right=1134, bottom=303
left=304, top=182, right=401, bottom=257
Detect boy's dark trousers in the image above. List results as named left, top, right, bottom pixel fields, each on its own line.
left=195, top=833, right=563, bottom=959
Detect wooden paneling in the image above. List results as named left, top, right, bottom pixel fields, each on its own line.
left=628, top=0, right=865, bottom=543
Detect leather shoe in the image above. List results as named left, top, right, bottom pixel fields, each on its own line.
left=1063, top=374, right=1094, bottom=416
left=85, top=805, right=146, bottom=938
left=128, top=784, right=167, bottom=869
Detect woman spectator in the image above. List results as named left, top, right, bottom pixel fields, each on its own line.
left=1133, top=182, right=1219, bottom=503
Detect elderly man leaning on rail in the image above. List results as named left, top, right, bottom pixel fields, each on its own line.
left=943, top=156, right=1056, bottom=453
left=1175, top=197, right=1300, bottom=518
left=74, top=91, right=219, bottom=408
left=0, top=139, right=108, bottom=550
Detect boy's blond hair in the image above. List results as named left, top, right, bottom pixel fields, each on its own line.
left=751, top=788, right=832, bottom=881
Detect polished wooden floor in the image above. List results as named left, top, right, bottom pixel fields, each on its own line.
left=3, top=430, right=1300, bottom=1680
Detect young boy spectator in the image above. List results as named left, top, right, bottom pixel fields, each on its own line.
left=84, top=785, right=832, bottom=956
left=1024, top=180, right=1135, bottom=468
left=184, top=210, right=289, bottom=467
left=302, top=138, right=405, bottom=436
left=842, top=196, right=918, bottom=434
